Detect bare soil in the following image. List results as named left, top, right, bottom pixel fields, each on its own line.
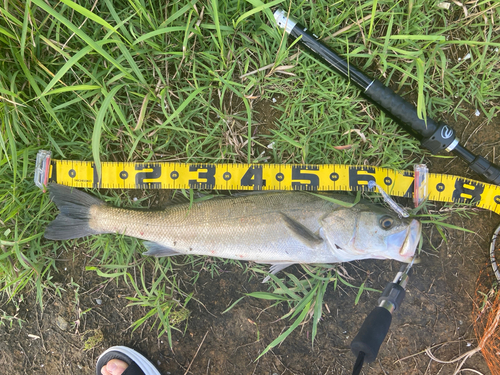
left=1, top=101, right=500, bottom=375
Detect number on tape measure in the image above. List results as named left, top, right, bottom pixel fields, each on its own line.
left=452, top=178, right=484, bottom=204
left=241, top=166, right=266, bottom=190
left=135, top=163, right=162, bottom=189
left=349, top=166, right=376, bottom=191
left=291, top=165, right=319, bottom=191
left=189, top=164, right=216, bottom=190
left=43, top=156, right=500, bottom=215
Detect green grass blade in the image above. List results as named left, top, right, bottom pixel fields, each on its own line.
left=20, top=1, right=30, bottom=59
left=39, top=45, right=94, bottom=95
left=246, top=291, right=290, bottom=301
left=311, top=279, right=328, bottom=345
left=289, top=282, right=318, bottom=320
left=415, top=57, right=426, bottom=121
left=221, top=296, right=246, bottom=313
left=116, top=41, right=147, bottom=85
left=92, top=84, right=124, bottom=181
left=133, top=26, right=188, bottom=44
left=59, top=0, right=121, bottom=36
left=209, top=0, right=224, bottom=61
left=367, top=0, right=378, bottom=39
left=40, top=85, right=101, bottom=97
left=0, top=25, right=16, bottom=40
left=234, top=0, right=285, bottom=27
left=12, top=51, right=63, bottom=131
left=31, top=0, right=134, bottom=81
left=256, top=300, right=311, bottom=360
left=159, top=87, right=206, bottom=130
left=103, top=0, right=134, bottom=42
left=160, top=0, right=197, bottom=28
left=244, top=0, right=277, bottom=25
left=354, top=281, right=366, bottom=305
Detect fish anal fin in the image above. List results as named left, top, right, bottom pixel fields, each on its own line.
left=280, top=213, right=323, bottom=248
left=262, top=263, right=294, bottom=283
left=143, top=241, right=181, bottom=257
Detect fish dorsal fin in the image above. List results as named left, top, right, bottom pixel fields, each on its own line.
left=142, top=241, right=181, bottom=257
left=280, top=213, right=323, bottom=247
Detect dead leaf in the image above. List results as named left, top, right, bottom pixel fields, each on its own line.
left=343, top=129, right=367, bottom=142
left=333, top=145, right=353, bottom=150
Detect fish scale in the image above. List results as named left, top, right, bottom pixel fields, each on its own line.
left=45, top=185, right=421, bottom=277
left=89, top=193, right=329, bottom=260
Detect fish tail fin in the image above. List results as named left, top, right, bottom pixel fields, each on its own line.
left=44, top=184, right=106, bottom=240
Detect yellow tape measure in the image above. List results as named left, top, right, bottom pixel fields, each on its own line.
left=35, top=150, right=500, bottom=215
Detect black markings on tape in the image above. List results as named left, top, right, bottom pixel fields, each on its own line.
left=292, top=165, right=319, bottom=191
left=47, top=160, right=500, bottom=216
left=91, top=163, right=101, bottom=189
left=330, top=172, right=339, bottom=182
left=135, top=163, right=162, bottom=189
left=189, top=164, right=215, bottom=189
left=402, top=170, right=414, bottom=198
left=452, top=178, right=485, bottom=204
left=403, top=181, right=414, bottom=198
left=241, top=166, right=265, bottom=190
left=349, top=166, right=375, bottom=191
left=49, top=160, right=57, bottom=183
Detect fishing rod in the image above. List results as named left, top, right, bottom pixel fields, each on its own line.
left=350, top=262, right=413, bottom=375
left=273, top=9, right=500, bottom=186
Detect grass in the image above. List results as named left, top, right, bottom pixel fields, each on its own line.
left=223, top=264, right=380, bottom=358
left=1, top=0, right=499, bottom=357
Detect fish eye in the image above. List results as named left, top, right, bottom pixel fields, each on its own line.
left=379, top=216, right=394, bottom=230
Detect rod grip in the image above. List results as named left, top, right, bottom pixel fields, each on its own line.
left=350, top=307, right=392, bottom=363
left=468, top=154, right=500, bottom=185
left=364, top=80, right=457, bottom=154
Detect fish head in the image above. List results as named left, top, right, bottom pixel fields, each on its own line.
left=322, top=204, right=421, bottom=262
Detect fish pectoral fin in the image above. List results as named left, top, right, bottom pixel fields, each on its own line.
left=262, top=263, right=294, bottom=283
left=280, top=213, right=323, bottom=247
left=143, top=241, right=181, bottom=257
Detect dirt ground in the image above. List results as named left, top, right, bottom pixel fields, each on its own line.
left=2, top=102, right=500, bottom=375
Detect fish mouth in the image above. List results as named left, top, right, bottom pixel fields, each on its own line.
left=399, top=219, right=421, bottom=260
left=385, top=219, right=421, bottom=262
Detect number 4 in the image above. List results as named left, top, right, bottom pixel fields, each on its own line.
left=240, top=166, right=266, bottom=190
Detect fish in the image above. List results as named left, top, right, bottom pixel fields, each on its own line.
left=44, top=184, right=421, bottom=278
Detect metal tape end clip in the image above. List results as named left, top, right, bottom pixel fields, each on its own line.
left=413, top=164, right=429, bottom=208
left=34, top=150, right=52, bottom=192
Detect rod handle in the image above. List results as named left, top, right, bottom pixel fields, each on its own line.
left=350, top=307, right=392, bottom=364
left=364, top=80, right=458, bottom=154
